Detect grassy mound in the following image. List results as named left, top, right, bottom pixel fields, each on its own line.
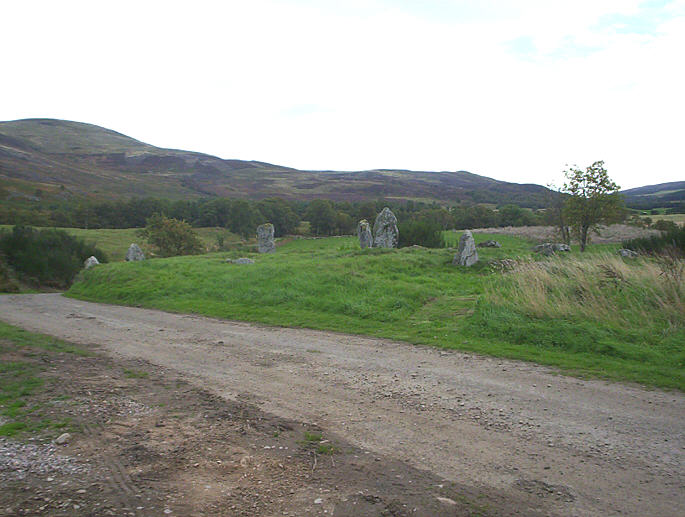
left=67, top=234, right=685, bottom=390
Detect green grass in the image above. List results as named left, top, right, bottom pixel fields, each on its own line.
left=66, top=234, right=685, bottom=390
left=123, top=368, right=149, bottom=379
left=0, top=225, right=240, bottom=262
left=0, top=322, right=85, bottom=436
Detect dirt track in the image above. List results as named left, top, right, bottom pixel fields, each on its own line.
left=1, top=293, right=683, bottom=516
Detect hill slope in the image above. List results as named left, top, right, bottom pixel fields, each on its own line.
left=622, top=181, right=685, bottom=209
left=0, top=118, right=551, bottom=206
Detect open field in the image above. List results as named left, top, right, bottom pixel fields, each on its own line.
left=469, top=224, right=660, bottom=243
left=0, top=225, right=240, bottom=262
left=66, top=234, right=685, bottom=390
left=650, top=213, right=685, bottom=225
left=1, top=295, right=683, bottom=517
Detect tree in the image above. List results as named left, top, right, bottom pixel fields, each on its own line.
left=305, top=199, right=337, bottom=236
left=228, top=200, right=265, bottom=239
left=562, top=161, right=623, bottom=252
left=138, top=214, right=205, bottom=257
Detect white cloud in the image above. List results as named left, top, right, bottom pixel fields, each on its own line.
left=1, top=0, right=683, bottom=189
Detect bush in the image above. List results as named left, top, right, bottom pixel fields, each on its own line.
left=138, top=214, right=205, bottom=257
left=0, top=226, right=107, bottom=288
left=652, top=219, right=679, bottom=233
left=398, top=220, right=445, bottom=248
left=623, top=225, right=685, bottom=255
left=0, top=259, right=20, bottom=292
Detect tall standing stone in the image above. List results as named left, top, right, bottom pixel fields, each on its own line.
left=257, top=223, right=275, bottom=253
left=125, top=243, right=145, bottom=261
left=357, top=219, right=373, bottom=249
left=372, top=207, right=399, bottom=248
left=453, top=230, right=478, bottom=266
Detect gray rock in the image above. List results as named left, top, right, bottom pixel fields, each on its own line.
left=54, top=433, right=71, bottom=445
left=83, top=256, right=100, bottom=269
left=357, top=219, right=373, bottom=249
left=534, top=243, right=570, bottom=256
left=125, top=243, right=145, bottom=261
left=256, top=223, right=275, bottom=253
left=617, top=248, right=638, bottom=258
left=453, top=230, right=479, bottom=266
left=372, top=207, right=399, bottom=248
left=226, top=258, right=255, bottom=264
left=477, top=240, right=501, bottom=248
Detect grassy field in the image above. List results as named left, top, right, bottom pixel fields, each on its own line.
left=0, top=225, right=240, bottom=262
left=0, top=322, right=87, bottom=437
left=66, top=233, right=685, bottom=390
left=651, top=214, right=685, bottom=225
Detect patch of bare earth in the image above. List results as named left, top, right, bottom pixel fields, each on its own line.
left=0, top=342, right=525, bottom=516
left=471, top=224, right=659, bottom=243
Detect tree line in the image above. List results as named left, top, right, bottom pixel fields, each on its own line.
left=0, top=196, right=554, bottom=236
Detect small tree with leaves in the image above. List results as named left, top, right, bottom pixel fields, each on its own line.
left=562, top=161, right=623, bottom=252
left=138, top=214, right=205, bottom=257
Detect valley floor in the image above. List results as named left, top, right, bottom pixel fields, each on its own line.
left=0, top=294, right=683, bottom=516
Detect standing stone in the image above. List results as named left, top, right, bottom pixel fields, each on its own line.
left=357, top=220, right=373, bottom=249
left=84, top=256, right=100, bottom=269
left=257, top=223, right=275, bottom=253
left=372, top=207, right=399, bottom=248
left=125, top=243, right=145, bottom=261
left=453, top=230, right=478, bottom=266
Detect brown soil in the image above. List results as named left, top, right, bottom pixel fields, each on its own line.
left=0, top=337, right=517, bottom=516
left=1, top=294, right=683, bottom=517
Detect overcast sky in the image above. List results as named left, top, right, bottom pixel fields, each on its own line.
left=2, top=0, right=684, bottom=189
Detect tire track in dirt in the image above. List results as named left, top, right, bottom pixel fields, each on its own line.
left=57, top=372, right=143, bottom=516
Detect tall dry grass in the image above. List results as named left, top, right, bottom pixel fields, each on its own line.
left=486, top=253, right=684, bottom=328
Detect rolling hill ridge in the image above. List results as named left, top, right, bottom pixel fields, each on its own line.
left=2, top=118, right=550, bottom=206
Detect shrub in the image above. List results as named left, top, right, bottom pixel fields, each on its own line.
left=652, top=219, right=679, bottom=233
left=623, top=225, right=685, bottom=255
left=398, top=219, right=445, bottom=248
left=0, top=226, right=107, bottom=288
left=138, top=214, right=205, bottom=257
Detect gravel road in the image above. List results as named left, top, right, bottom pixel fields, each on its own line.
left=1, top=294, right=683, bottom=516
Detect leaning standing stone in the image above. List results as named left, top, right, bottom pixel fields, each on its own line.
left=125, top=243, right=145, bottom=261
left=453, top=230, right=478, bottom=266
left=372, top=207, right=399, bottom=248
left=357, top=219, right=373, bottom=249
left=257, top=223, right=275, bottom=253
left=84, top=256, right=100, bottom=269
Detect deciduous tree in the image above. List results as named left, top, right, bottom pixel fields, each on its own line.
left=562, top=161, right=623, bottom=251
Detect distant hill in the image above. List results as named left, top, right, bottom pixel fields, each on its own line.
left=622, top=181, right=685, bottom=210
left=0, top=118, right=552, bottom=206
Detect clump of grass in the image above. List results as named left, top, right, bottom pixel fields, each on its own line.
left=316, top=443, right=339, bottom=455
left=465, top=253, right=685, bottom=388
left=303, top=431, right=322, bottom=443
left=486, top=254, right=683, bottom=327
left=123, top=369, right=149, bottom=379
